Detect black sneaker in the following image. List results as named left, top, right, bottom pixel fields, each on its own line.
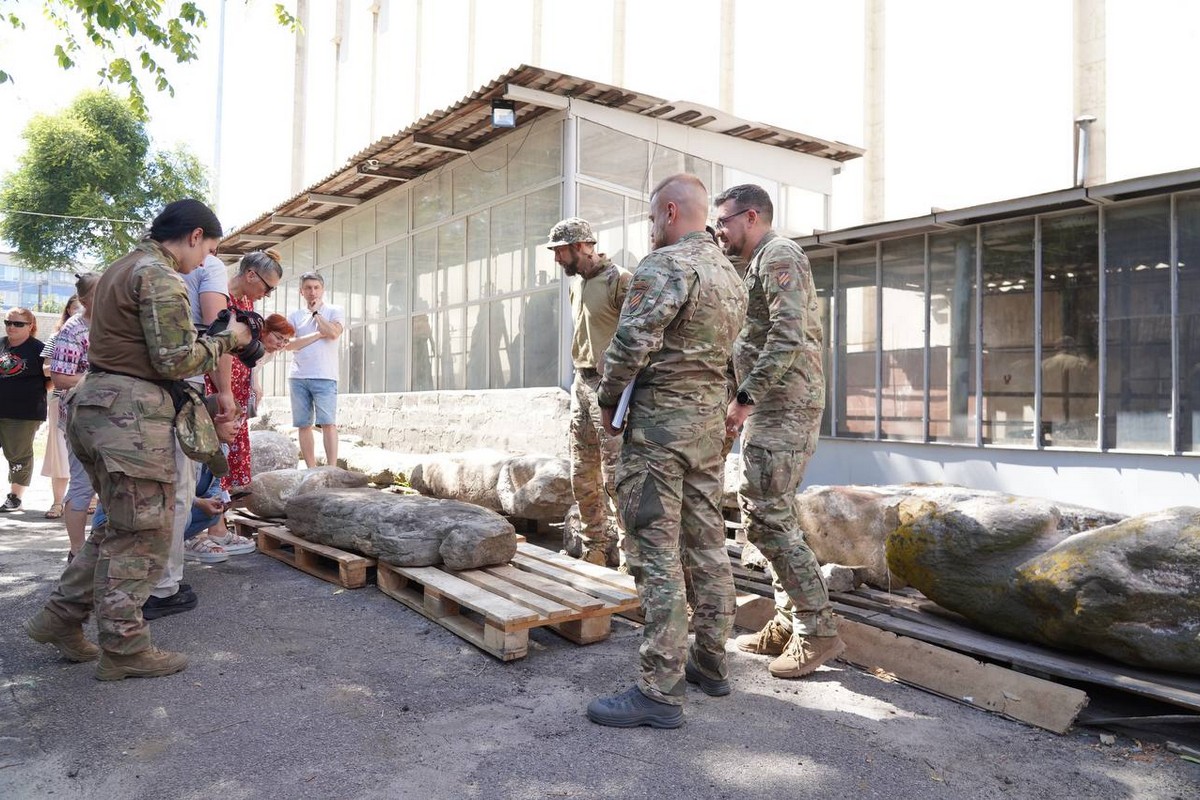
left=0, top=493, right=21, bottom=512
left=142, top=589, right=198, bottom=621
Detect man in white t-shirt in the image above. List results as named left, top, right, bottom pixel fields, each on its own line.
left=285, top=271, right=345, bottom=468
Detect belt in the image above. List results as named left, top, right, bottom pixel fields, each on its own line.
left=576, top=367, right=599, bottom=379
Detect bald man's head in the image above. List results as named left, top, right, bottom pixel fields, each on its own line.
left=649, top=173, right=711, bottom=250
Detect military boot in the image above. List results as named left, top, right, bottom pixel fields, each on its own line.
left=586, top=686, right=683, bottom=729
left=581, top=547, right=609, bottom=567
left=734, top=619, right=791, bottom=656
left=95, top=647, right=188, bottom=681
left=768, top=634, right=846, bottom=679
left=24, top=609, right=100, bottom=662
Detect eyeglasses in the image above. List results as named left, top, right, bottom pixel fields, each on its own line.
left=250, top=270, right=277, bottom=296
left=714, top=208, right=751, bottom=231
left=4, top=320, right=28, bottom=328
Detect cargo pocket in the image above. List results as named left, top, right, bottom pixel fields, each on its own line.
left=615, top=464, right=649, bottom=534
left=103, top=474, right=171, bottom=532
left=102, top=555, right=151, bottom=622
left=741, top=444, right=803, bottom=500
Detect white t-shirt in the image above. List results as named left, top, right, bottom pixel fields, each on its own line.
left=288, top=303, right=345, bottom=381
left=184, top=255, right=230, bottom=329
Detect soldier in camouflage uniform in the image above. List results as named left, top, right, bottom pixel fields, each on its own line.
left=547, top=217, right=632, bottom=568
left=714, top=184, right=844, bottom=679
left=24, top=199, right=250, bottom=681
left=586, top=174, right=747, bottom=729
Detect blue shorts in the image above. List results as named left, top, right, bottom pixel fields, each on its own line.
left=290, top=378, right=338, bottom=428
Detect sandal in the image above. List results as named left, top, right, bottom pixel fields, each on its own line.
left=45, top=503, right=64, bottom=519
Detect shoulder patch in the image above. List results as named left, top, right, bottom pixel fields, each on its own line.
left=773, top=263, right=798, bottom=291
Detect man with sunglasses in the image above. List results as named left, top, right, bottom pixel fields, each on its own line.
left=712, top=183, right=844, bottom=680
left=286, top=271, right=344, bottom=469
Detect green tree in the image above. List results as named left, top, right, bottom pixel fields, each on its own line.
left=0, top=89, right=210, bottom=271
left=2, top=1, right=298, bottom=117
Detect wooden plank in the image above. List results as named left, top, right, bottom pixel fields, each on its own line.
left=735, top=594, right=775, bottom=632
left=515, top=542, right=638, bottom=593
left=376, top=565, right=528, bottom=661
left=483, top=564, right=606, bottom=613
left=510, top=553, right=637, bottom=607
left=838, top=617, right=1088, bottom=735
left=833, top=601, right=1200, bottom=713
left=389, top=565, right=542, bottom=630
left=256, top=526, right=375, bottom=589
left=454, top=568, right=576, bottom=620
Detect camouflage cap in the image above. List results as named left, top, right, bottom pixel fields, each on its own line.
left=546, top=217, right=597, bottom=249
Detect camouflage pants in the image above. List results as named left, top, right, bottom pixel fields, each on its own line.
left=739, top=415, right=837, bottom=638
left=570, top=372, right=623, bottom=551
left=43, top=376, right=178, bottom=655
left=617, top=416, right=735, bottom=706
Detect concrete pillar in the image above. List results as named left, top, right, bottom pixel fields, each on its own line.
left=290, top=0, right=309, bottom=194
left=532, top=0, right=543, bottom=66
left=612, top=0, right=626, bottom=87
left=1073, top=0, right=1106, bottom=185
left=863, top=0, right=885, bottom=223
left=719, top=0, right=734, bottom=112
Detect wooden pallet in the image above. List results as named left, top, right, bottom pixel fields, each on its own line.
left=256, top=525, right=376, bottom=589
left=228, top=513, right=281, bottom=541
left=376, top=542, right=641, bottom=661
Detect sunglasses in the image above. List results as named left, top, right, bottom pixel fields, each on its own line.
left=4, top=320, right=28, bottom=328
left=250, top=270, right=277, bottom=297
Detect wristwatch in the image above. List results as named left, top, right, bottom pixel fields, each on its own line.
left=736, top=390, right=755, bottom=406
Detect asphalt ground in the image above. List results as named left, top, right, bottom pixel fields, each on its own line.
left=2, top=473, right=1198, bottom=800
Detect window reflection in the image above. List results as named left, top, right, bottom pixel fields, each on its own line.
left=981, top=221, right=1035, bottom=445
left=928, top=230, right=977, bottom=443
left=835, top=245, right=878, bottom=438
left=880, top=238, right=925, bottom=441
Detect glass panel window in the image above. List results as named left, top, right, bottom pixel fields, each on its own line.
left=376, top=191, right=410, bottom=241
left=453, top=147, right=507, bottom=214
left=348, top=325, right=365, bottom=394
left=438, top=219, right=466, bottom=307
left=835, top=245, right=878, bottom=438
left=810, top=252, right=834, bottom=436
left=578, top=184, right=626, bottom=262
left=317, top=224, right=341, bottom=266
left=386, top=241, right=409, bottom=317
left=342, top=208, right=375, bottom=254
left=1177, top=193, right=1200, bottom=452
left=365, top=248, right=386, bottom=320
left=465, top=304, right=490, bottom=390
left=981, top=220, right=1035, bottom=446
left=467, top=212, right=490, bottom=302
left=492, top=197, right=524, bottom=295
left=622, top=198, right=651, bottom=270
left=579, top=119, right=648, bottom=193
left=525, top=185, right=562, bottom=289
left=509, top=120, right=562, bottom=192
left=413, top=170, right=453, bottom=229
left=386, top=319, right=408, bottom=392
left=364, top=323, right=384, bottom=394
left=413, top=230, right=437, bottom=312
left=880, top=237, right=925, bottom=441
left=412, top=311, right=437, bottom=391
left=928, top=230, right=978, bottom=444
left=327, top=261, right=347, bottom=315
left=348, top=255, right=365, bottom=322
left=491, top=297, right=520, bottom=388
left=649, top=145, right=711, bottom=193
left=1041, top=211, right=1099, bottom=448
left=293, top=233, right=314, bottom=273
left=438, top=307, right=466, bottom=390
left=521, top=288, right=559, bottom=387
left=1105, top=198, right=1172, bottom=450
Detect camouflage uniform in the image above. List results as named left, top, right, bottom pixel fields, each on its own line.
left=598, top=231, right=747, bottom=706
left=734, top=231, right=836, bottom=638
left=568, top=253, right=632, bottom=562
left=42, top=241, right=239, bottom=655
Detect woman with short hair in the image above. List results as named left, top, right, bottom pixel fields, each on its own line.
left=0, top=307, right=47, bottom=513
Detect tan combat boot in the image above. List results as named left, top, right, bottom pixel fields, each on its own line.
left=734, top=619, right=791, bottom=656
left=25, top=609, right=100, bottom=662
left=95, top=647, right=188, bottom=681
left=768, top=634, right=846, bottom=679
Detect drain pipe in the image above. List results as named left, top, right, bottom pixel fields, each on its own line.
left=1073, top=114, right=1096, bottom=188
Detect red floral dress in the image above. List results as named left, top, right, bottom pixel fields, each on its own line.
left=206, top=294, right=254, bottom=489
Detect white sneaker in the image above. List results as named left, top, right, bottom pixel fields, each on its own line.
left=183, top=535, right=229, bottom=563
left=208, top=529, right=256, bottom=555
